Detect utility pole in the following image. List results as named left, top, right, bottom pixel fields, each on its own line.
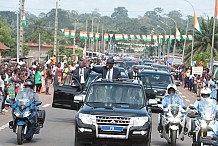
left=54, top=0, right=59, bottom=60
left=96, top=22, right=99, bottom=52
left=101, top=24, right=104, bottom=53
left=91, top=18, right=94, bottom=56
left=73, top=19, right=77, bottom=54
left=83, top=19, right=88, bottom=58
left=38, top=33, right=41, bottom=63
left=16, top=5, right=19, bottom=63
left=19, top=0, right=25, bottom=58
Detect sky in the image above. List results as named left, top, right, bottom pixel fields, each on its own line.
left=0, top=0, right=215, bottom=18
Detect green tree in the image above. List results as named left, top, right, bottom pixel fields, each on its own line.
left=111, top=7, right=128, bottom=20
left=0, top=18, right=16, bottom=57
left=184, top=17, right=218, bottom=63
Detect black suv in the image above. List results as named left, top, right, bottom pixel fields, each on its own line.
left=74, top=79, right=152, bottom=146
left=140, top=69, right=173, bottom=104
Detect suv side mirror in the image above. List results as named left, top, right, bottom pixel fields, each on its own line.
left=175, top=82, right=180, bottom=86
left=148, top=99, right=157, bottom=106
left=74, top=94, right=86, bottom=103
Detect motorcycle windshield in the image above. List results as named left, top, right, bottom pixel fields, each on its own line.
left=16, top=89, right=34, bottom=107
left=200, top=99, right=217, bottom=121
left=168, top=94, right=181, bottom=105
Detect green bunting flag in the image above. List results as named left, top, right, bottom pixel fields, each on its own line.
left=80, top=31, right=88, bottom=40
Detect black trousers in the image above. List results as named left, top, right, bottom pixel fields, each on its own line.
left=35, top=84, right=42, bottom=92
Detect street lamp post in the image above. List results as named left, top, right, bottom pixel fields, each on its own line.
left=177, top=9, right=189, bottom=64
left=164, top=15, right=177, bottom=65
left=160, top=21, right=171, bottom=57
left=16, top=9, right=19, bottom=63
left=183, top=0, right=195, bottom=66
left=157, top=25, right=166, bottom=56
left=152, top=29, right=161, bottom=57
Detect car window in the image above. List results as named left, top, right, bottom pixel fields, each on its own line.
left=141, top=73, right=173, bottom=86
left=86, top=84, right=145, bottom=108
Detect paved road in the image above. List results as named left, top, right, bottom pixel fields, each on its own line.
left=0, top=84, right=198, bottom=146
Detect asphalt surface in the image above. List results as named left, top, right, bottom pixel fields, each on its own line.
left=0, top=83, right=199, bottom=146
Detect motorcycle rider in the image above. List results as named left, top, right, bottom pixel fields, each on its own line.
left=162, top=84, right=186, bottom=109
left=189, top=87, right=217, bottom=136
left=158, top=84, right=187, bottom=132
left=21, top=79, right=39, bottom=102
left=18, top=79, right=44, bottom=129
left=193, top=87, right=216, bottom=112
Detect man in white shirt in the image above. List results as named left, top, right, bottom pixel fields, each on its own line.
left=72, top=59, right=91, bottom=89
left=128, top=66, right=140, bottom=80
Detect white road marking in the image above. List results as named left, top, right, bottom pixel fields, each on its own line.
left=178, top=92, right=182, bottom=94
left=182, top=96, right=186, bottom=98
left=185, top=99, right=190, bottom=102
left=42, top=104, right=51, bottom=108
left=0, top=123, right=9, bottom=131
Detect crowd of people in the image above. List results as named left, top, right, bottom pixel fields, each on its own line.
left=0, top=57, right=116, bottom=114
left=172, top=65, right=218, bottom=101
left=1, top=56, right=218, bottom=114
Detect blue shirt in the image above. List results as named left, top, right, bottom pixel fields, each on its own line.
left=162, top=94, right=185, bottom=108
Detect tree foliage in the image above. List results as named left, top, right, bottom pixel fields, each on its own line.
left=0, top=7, right=217, bottom=64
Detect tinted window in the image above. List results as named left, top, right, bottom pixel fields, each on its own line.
left=86, top=84, right=145, bottom=109
left=141, top=73, right=173, bottom=86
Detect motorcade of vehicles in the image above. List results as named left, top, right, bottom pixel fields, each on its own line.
left=125, top=61, right=139, bottom=70
left=53, top=77, right=157, bottom=146
left=157, top=103, right=187, bottom=146
left=139, top=70, right=174, bottom=105
left=6, top=89, right=45, bottom=145
left=151, top=63, right=171, bottom=73
left=187, top=99, right=218, bottom=146
left=143, top=59, right=153, bottom=66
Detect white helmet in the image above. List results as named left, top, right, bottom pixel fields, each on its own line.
left=200, top=87, right=211, bottom=99
left=167, top=84, right=177, bottom=94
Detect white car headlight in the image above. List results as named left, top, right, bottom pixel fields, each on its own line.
left=79, top=113, right=95, bottom=125
left=132, top=117, right=149, bottom=126
left=23, top=111, right=31, bottom=117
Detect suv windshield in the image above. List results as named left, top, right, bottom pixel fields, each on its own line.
left=141, top=73, right=173, bottom=86
left=86, top=83, right=145, bottom=109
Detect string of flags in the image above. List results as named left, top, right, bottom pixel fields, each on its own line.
left=61, top=28, right=193, bottom=41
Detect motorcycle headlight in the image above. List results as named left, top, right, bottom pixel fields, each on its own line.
left=14, top=111, right=21, bottom=117
left=200, top=120, right=208, bottom=128
left=132, top=117, right=149, bottom=126
left=23, top=111, right=31, bottom=117
left=171, top=110, right=179, bottom=117
left=78, top=113, right=95, bottom=125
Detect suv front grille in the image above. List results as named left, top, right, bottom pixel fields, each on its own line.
left=96, top=116, right=131, bottom=126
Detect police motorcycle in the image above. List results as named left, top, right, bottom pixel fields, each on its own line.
left=7, top=80, right=45, bottom=145
left=157, top=84, right=187, bottom=146
left=187, top=87, right=217, bottom=146
left=199, top=117, right=218, bottom=146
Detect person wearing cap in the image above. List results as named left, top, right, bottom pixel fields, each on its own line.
left=92, top=58, right=121, bottom=80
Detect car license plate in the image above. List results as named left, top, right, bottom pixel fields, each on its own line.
left=101, top=126, right=123, bottom=132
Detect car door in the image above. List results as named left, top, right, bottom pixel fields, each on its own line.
left=52, top=73, right=82, bottom=110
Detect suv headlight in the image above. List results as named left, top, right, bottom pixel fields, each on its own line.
left=132, top=117, right=148, bottom=126
left=79, top=113, right=95, bottom=125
